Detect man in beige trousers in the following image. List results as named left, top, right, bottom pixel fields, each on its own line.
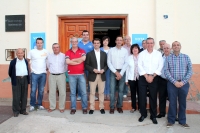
left=85, top=38, right=108, bottom=114
left=47, top=43, right=67, bottom=113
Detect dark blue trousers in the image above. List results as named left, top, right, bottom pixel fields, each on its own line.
left=167, top=81, right=189, bottom=124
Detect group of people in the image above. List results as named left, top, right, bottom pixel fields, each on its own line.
left=8, top=30, right=192, bottom=129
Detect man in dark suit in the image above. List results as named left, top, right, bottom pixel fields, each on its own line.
left=8, top=48, right=30, bottom=117
left=85, top=38, right=108, bottom=114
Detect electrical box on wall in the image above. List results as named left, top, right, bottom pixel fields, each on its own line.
left=5, top=48, right=27, bottom=61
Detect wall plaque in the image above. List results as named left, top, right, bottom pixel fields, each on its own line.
left=5, top=15, right=25, bottom=32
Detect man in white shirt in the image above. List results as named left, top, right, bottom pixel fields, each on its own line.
left=47, top=43, right=66, bottom=113
left=27, top=38, right=48, bottom=112
left=107, top=36, right=128, bottom=114
left=8, top=48, right=30, bottom=117
left=138, top=37, right=163, bottom=124
left=123, top=35, right=131, bottom=98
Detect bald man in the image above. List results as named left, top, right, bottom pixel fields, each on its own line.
left=123, top=35, right=131, bottom=97
left=8, top=48, right=30, bottom=117
left=157, top=43, right=171, bottom=118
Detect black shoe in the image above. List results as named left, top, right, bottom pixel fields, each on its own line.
left=138, top=116, right=147, bottom=122
left=150, top=117, right=158, bottom=124
left=156, top=114, right=165, bottom=118
left=100, top=109, right=105, bottom=114
left=175, top=117, right=179, bottom=121
left=89, top=110, right=94, bottom=114
left=13, top=113, right=19, bottom=117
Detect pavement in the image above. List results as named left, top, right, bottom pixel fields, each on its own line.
left=0, top=99, right=200, bottom=133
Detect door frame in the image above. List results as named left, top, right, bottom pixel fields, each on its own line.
left=58, top=15, right=128, bottom=50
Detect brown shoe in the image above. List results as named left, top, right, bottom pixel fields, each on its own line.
left=109, top=109, right=114, bottom=114
left=70, top=109, right=76, bottom=115
left=83, top=109, right=87, bottom=114
left=117, top=108, right=123, bottom=113
left=180, top=124, right=190, bottom=129
left=167, top=123, right=173, bottom=128
left=21, top=112, right=29, bottom=115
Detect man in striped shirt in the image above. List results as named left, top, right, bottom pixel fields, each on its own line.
left=164, top=41, right=192, bottom=128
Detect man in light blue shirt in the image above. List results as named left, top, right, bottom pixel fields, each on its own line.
left=78, top=30, right=94, bottom=53
left=107, top=36, right=128, bottom=114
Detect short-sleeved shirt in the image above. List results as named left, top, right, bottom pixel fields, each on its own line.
left=65, top=48, right=86, bottom=75
left=27, top=49, right=48, bottom=74
left=78, top=40, right=93, bottom=54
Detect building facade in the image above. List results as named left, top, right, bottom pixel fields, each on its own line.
left=0, top=0, right=199, bottom=100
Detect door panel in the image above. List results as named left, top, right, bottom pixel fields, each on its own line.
left=59, top=19, right=94, bottom=54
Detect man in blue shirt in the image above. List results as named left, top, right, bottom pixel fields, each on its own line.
left=78, top=30, right=94, bottom=53
left=77, top=30, right=95, bottom=100
left=164, top=41, right=192, bottom=128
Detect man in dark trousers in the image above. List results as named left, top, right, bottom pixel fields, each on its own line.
left=138, top=37, right=163, bottom=124
left=85, top=38, right=108, bottom=114
left=157, top=43, right=171, bottom=118
left=8, top=48, right=30, bottom=117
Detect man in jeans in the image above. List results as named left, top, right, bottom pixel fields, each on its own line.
left=66, top=37, right=88, bottom=114
left=164, top=41, right=192, bottom=128
left=78, top=30, right=96, bottom=100
left=27, top=38, right=48, bottom=111
left=107, top=36, right=128, bottom=114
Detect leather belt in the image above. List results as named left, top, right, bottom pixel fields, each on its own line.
left=16, top=76, right=27, bottom=78
left=177, top=80, right=181, bottom=82
left=147, top=74, right=154, bottom=76
left=51, top=73, right=63, bottom=75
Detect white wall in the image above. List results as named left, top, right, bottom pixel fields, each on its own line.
left=0, top=0, right=200, bottom=64
left=0, top=0, right=29, bottom=64
left=48, top=0, right=156, bottom=51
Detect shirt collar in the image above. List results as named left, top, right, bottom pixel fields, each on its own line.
left=94, top=49, right=100, bottom=53
left=173, top=52, right=182, bottom=57
left=115, top=46, right=122, bottom=50
left=70, top=47, right=80, bottom=51
left=124, top=44, right=131, bottom=48
left=53, top=52, right=61, bottom=55
left=145, top=49, right=155, bottom=54
left=17, top=58, right=24, bottom=62
left=80, top=40, right=92, bottom=45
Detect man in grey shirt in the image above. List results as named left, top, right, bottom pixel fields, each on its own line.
left=47, top=43, right=67, bottom=113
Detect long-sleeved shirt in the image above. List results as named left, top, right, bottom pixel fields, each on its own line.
left=107, top=47, right=128, bottom=76
left=16, top=58, right=28, bottom=76
left=123, top=44, right=131, bottom=56
left=164, top=53, right=192, bottom=85
left=138, top=49, right=163, bottom=76
left=47, top=52, right=67, bottom=74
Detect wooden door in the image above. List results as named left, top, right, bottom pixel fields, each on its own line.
left=59, top=19, right=94, bottom=54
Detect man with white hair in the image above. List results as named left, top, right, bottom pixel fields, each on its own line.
left=123, top=35, right=131, bottom=98
left=157, top=43, right=171, bottom=118
left=8, top=48, right=30, bottom=117
left=158, top=40, right=166, bottom=54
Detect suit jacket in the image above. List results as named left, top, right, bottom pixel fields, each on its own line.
left=85, top=50, right=108, bottom=82
left=8, top=58, right=30, bottom=86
